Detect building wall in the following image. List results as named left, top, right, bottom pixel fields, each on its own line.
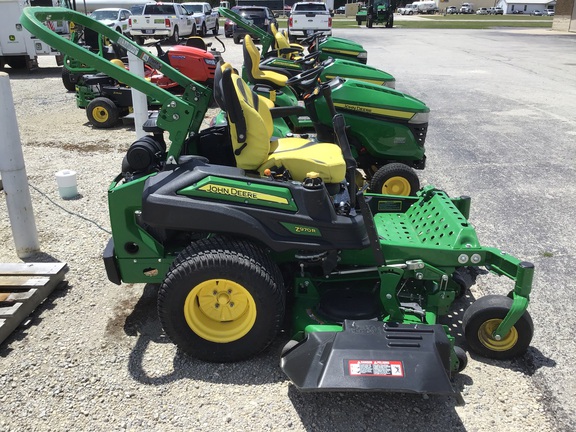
left=552, top=0, right=576, bottom=31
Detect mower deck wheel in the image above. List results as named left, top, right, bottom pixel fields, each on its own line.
left=370, top=163, right=420, bottom=196
left=454, top=346, right=468, bottom=372
left=86, top=97, right=120, bottom=128
left=463, top=295, right=533, bottom=360
left=158, top=237, right=285, bottom=362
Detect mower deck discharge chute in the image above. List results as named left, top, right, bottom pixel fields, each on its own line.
left=22, top=8, right=535, bottom=396
left=281, top=320, right=455, bottom=394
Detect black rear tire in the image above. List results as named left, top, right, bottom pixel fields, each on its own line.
left=158, top=237, right=285, bottom=362
left=61, top=68, right=76, bottom=92
left=170, top=26, right=180, bottom=44
left=213, top=21, right=219, bottom=35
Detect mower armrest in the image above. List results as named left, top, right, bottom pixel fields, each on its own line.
left=269, top=105, right=307, bottom=119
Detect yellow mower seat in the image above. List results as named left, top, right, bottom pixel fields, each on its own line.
left=216, top=64, right=345, bottom=184
left=243, top=35, right=288, bottom=88
left=270, top=23, right=304, bottom=60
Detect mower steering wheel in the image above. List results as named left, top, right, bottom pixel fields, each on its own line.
left=320, top=57, right=335, bottom=68
left=295, top=50, right=321, bottom=67
left=300, top=31, right=325, bottom=46
left=286, top=66, right=324, bottom=90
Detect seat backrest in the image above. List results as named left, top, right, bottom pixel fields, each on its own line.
left=274, top=31, right=291, bottom=55
left=242, top=34, right=263, bottom=83
left=216, top=63, right=274, bottom=170
left=185, top=36, right=207, bottom=51
left=243, top=35, right=290, bottom=87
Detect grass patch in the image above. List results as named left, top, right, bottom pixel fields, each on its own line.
left=321, top=15, right=553, bottom=29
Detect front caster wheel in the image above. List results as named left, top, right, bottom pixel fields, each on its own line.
left=463, top=295, right=533, bottom=360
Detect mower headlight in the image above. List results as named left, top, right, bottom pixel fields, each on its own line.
left=204, top=58, right=217, bottom=66
left=384, top=79, right=396, bottom=89
left=357, top=51, right=368, bottom=61
left=409, top=112, right=429, bottom=124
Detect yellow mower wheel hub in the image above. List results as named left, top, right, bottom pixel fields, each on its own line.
left=184, top=279, right=256, bottom=343
left=91, top=106, right=109, bottom=123
left=477, top=318, right=518, bottom=352
left=383, top=175, right=411, bottom=196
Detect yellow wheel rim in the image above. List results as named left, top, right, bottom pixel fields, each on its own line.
left=383, top=176, right=411, bottom=196
left=91, top=106, right=109, bottom=123
left=477, top=319, right=518, bottom=352
left=184, top=279, right=256, bottom=343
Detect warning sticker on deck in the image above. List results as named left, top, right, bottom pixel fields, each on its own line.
left=348, top=360, right=404, bottom=377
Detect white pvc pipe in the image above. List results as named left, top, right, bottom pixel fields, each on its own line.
left=128, top=52, right=149, bottom=139
left=0, top=72, right=40, bottom=258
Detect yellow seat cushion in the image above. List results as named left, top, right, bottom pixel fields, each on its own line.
left=261, top=138, right=346, bottom=184
left=219, top=63, right=346, bottom=184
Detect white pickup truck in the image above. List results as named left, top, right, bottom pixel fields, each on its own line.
left=182, top=2, right=219, bottom=36
left=129, top=2, right=196, bottom=45
left=288, top=2, right=332, bottom=42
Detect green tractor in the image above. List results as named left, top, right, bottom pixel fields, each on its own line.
left=23, top=8, right=535, bottom=395
left=357, top=0, right=395, bottom=28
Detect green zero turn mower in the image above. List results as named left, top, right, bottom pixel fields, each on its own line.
left=23, top=8, right=535, bottom=395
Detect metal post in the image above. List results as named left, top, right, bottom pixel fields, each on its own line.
left=128, top=52, right=148, bottom=139
left=0, top=72, right=40, bottom=258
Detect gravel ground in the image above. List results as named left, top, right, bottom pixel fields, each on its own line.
left=1, top=27, right=575, bottom=431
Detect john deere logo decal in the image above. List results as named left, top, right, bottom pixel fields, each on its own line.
left=199, top=184, right=288, bottom=204
left=179, top=176, right=298, bottom=211
left=334, top=102, right=414, bottom=120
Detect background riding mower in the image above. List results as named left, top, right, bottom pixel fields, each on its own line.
left=23, top=8, right=535, bottom=396
left=74, top=36, right=224, bottom=128
left=212, top=35, right=428, bottom=196
left=247, top=23, right=396, bottom=89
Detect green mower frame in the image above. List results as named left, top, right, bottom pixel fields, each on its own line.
left=22, top=7, right=535, bottom=395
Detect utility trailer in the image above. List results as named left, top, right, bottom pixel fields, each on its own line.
left=0, top=0, right=69, bottom=70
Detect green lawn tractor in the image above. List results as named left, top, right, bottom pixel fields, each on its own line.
left=23, top=7, right=535, bottom=396
left=213, top=35, right=428, bottom=196
left=357, top=0, right=395, bottom=28
left=256, top=24, right=396, bottom=89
